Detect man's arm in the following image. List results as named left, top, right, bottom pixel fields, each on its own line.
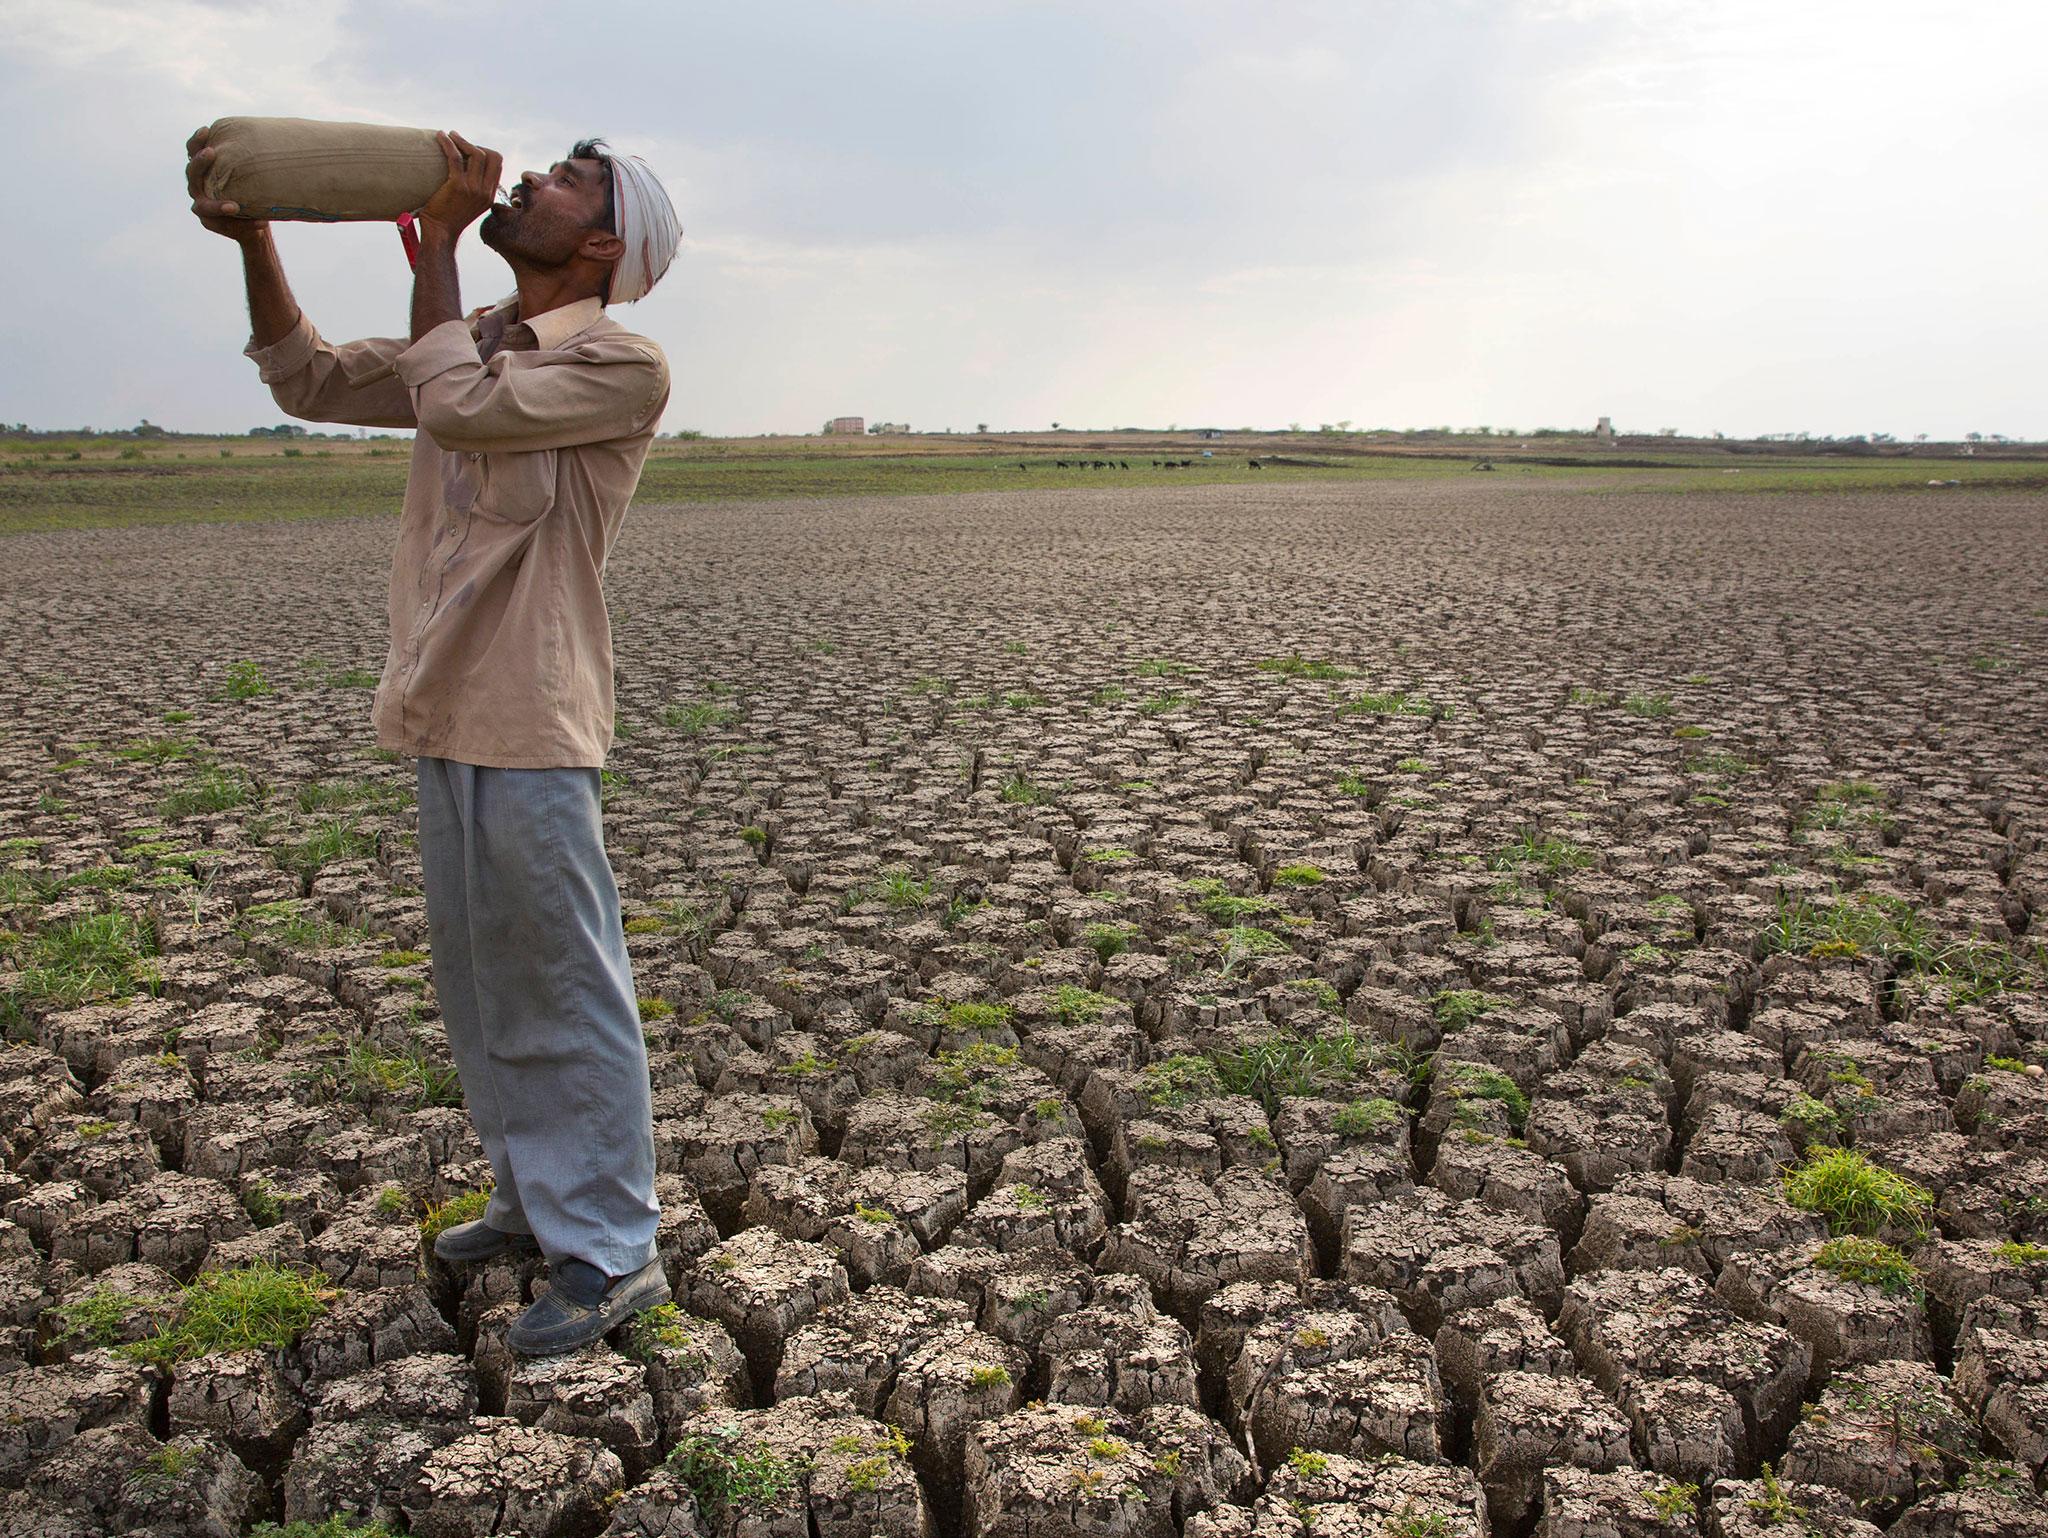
left=187, top=125, right=417, bottom=429
left=410, top=131, right=498, bottom=342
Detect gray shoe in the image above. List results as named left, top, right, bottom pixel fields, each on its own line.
left=431, top=1218, right=540, bottom=1265
left=506, top=1257, right=671, bottom=1357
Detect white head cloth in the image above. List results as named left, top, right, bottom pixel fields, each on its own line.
left=608, top=152, right=681, bottom=304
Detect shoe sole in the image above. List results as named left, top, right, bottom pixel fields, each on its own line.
left=431, top=1232, right=540, bottom=1264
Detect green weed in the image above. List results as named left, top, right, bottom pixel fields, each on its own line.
left=1812, top=1236, right=1920, bottom=1295
left=1213, top=1025, right=1382, bottom=1113
left=668, top=1425, right=805, bottom=1511
left=1781, top=1148, right=1931, bottom=1238
left=420, top=1187, right=492, bottom=1241
left=1257, top=654, right=1354, bottom=680
left=219, top=659, right=272, bottom=700
left=1339, top=690, right=1432, bottom=717
left=118, top=1262, right=333, bottom=1366
left=1140, top=1054, right=1223, bottom=1109
left=160, top=765, right=251, bottom=818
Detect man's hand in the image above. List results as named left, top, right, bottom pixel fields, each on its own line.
left=417, top=132, right=502, bottom=245
left=186, top=124, right=268, bottom=243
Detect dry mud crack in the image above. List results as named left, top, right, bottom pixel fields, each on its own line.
left=1, top=476, right=2046, bottom=1536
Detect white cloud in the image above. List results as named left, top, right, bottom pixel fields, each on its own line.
left=0, top=0, right=2041, bottom=438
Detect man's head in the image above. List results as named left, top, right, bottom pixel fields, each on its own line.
left=480, top=138, right=679, bottom=304
left=479, top=139, right=620, bottom=298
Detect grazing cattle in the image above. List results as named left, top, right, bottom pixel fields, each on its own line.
left=1118, top=461, right=1129, bottom=470
left=1056, top=460, right=1069, bottom=469
left=1249, top=459, right=1263, bottom=469
left=1017, top=462, right=1028, bottom=471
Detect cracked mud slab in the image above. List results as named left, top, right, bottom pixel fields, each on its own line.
left=1, top=477, right=2046, bottom=1534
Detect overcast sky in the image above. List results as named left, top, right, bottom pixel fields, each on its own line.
left=3, top=0, right=2042, bottom=440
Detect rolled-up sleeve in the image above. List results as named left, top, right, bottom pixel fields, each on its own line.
left=243, top=312, right=418, bottom=429
left=395, top=319, right=668, bottom=454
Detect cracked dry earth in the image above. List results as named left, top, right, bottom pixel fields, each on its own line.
left=1, top=475, right=2047, bottom=1538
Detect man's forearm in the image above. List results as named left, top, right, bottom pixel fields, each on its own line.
left=411, top=230, right=464, bottom=343
left=240, top=228, right=300, bottom=349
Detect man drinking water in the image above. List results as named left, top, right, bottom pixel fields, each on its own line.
left=186, top=124, right=682, bottom=1355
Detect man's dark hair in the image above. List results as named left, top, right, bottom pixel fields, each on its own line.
left=570, top=138, right=617, bottom=235
left=569, top=138, right=617, bottom=302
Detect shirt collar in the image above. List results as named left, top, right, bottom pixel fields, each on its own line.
left=481, top=294, right=606, bottom=352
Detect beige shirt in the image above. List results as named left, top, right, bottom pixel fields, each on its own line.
left=246, top=295, right=669, bottom=768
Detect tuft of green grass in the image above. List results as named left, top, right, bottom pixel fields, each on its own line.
left=1745, top=1464, right=1806, bottom=1528
left=1439, top=1063, right=1529, bottom=1132
left=1492, top=831, right=1591, bottom=876
left=668, top=1425, right=806, bottom=1511
left=1257, top=654, right=1354, bottom=680
left=621, top=1303, right=701, bottom=1361
left=218, top=659, right=272, bottom=700
left=1217, top=924, right=1291, bottom=976
left=1781, top=1147, right=1931, bottom=1238
left=1140, top=1054, right=1223, bottom=1109
left=1187, top=878, right=1278, bottom=923
left=160, top=764, right=252, bottom=818
left=1643, top=1481, right=1699, bottom=1521
left=249, top=1521, right=397, bottom=1538
left=1272, top=863, right=1325, bottom=887
left=2, top=910, right=159, bottom=1019
left=420, top=1187, right=492, bottom=1241
left=280, top=815, right=379, bottom=879
left=236, top=899, right=369, bottom=952
left=117, top=1263, right=334, bottom=1366
left=1331, top=1097, right=1403, bottom=1137
left=114, top=735, right=199, bottom=765
left=848, top=868, right=931, bottom=911
left=1432, top=989, right=1506, bottom=1031
left=1080, top=921, right=1133, bottom=962
left=925, top=999, right=1012, bottom=1036
left=1339, top=689, right=1432, bottom=717
left=300, top=1040, right=462, bottom=1111
left=661, top=701, right=738, bottom=735
left=1761, top=891, right=2037, bottom=1004
left=998, top=770, right=1049, bottom=805
left=1052, top=985, right=1116, bottom=1024
left=295, top=778, right=402, bottom=814
left=1778, top=1093, right=1842, bottom=1138
left=1994, top=1241, right=2048, bottom=1266
left=1212, top=1025, right=1382, bottom=1114
left=1621, top=690, right=1672, bottom=718
left=49, top=1282, right=167, bottom=1349
left=1812, top=1236, right=1920, bottom=1295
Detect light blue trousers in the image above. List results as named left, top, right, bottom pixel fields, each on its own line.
left=414, top=757, right=659, bottom=1278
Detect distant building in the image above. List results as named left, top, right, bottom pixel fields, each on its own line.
left=1594, top=416, right=1615, bottom=440
left=868, top=421, right=911, bottom=435
left=823, top=416, right=865, bottom=435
